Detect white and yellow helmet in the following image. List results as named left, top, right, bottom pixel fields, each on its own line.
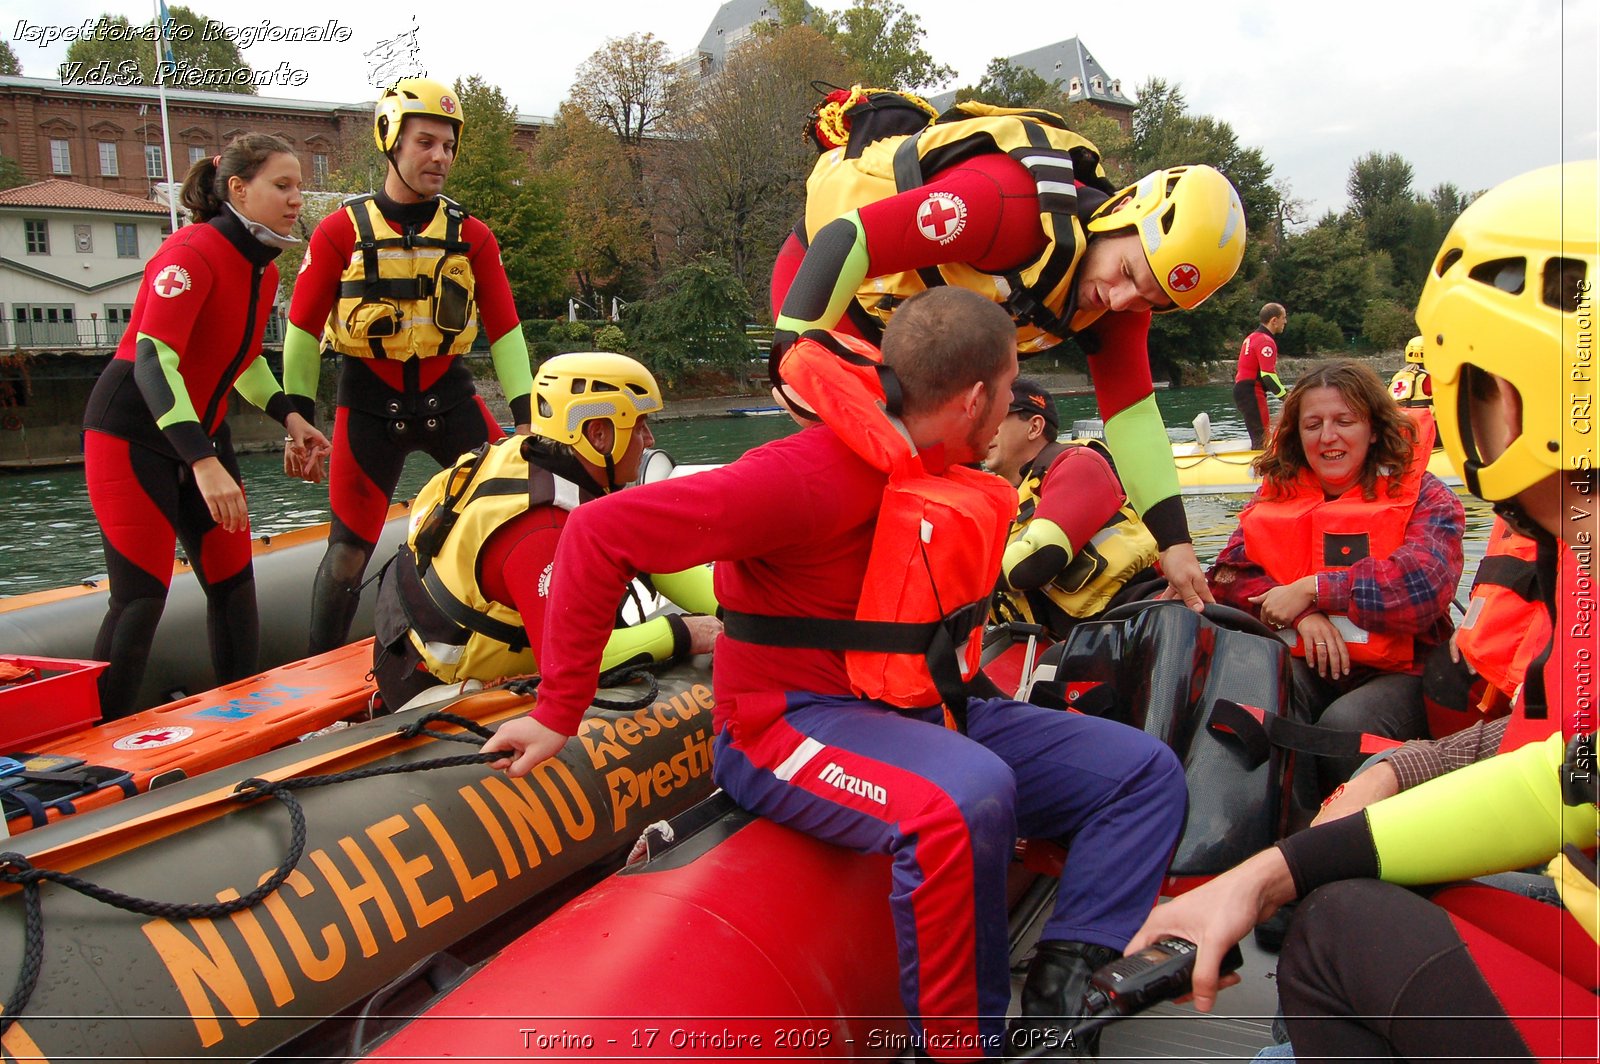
left=1086, top=164, right=1247, bottom=311
left=530, top=352, right=663, bottom=467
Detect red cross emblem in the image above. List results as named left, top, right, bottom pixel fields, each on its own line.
left=916, top=193, right=967, bottom=245
left=1167, top=263, right=1200, bottom=293
left=439, top=94, right=457, bottom=115
left=152, top=265, right=191, bottom=299
left=113, top=725, right=194, bottom=751
left=1392, top=377, right=1410, bottom=399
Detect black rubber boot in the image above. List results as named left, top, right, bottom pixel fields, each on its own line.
left=1008, top=940, right=1119, bottom=1060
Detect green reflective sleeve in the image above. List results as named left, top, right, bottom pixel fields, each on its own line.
left=140, top=334, right=201, bottom=429
left=649, top=565, right=719, bottom=615
left=598, top=616, right=678, bottom=673
left=1369, top=733, right=1597, bottom=885
left=774, top=211, right=872, bottom=336
left=281, top=323, right=324, bottom=402
left=233, top=355, right=285, bottom=413
left=1260, top=371, right=1287, bottom=398
left=489, top=326, right=534, bottom=418
left=1101, top=394, right=1181, bottom=518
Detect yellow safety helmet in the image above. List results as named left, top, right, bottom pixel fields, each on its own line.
left=1416, top=160, right=1596, bottom=504
left=1086, top=165, right=1247, bottom=311
left=1404, top=335, right=1425, bottom=365
left=530, top=352, right=664, bottom=468
left=374, top=77, right=464, bottom=153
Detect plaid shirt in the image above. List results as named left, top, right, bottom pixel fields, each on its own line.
left=1208, top=473, right=1465, bottom=667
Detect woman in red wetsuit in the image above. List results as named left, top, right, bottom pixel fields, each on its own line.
left=81, top=134, right=330, bottom=719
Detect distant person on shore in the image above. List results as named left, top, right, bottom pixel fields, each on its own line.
left=771, top=90, right=1249, bottom=612
left=81, top=135, right=330, bottom=719
left=1388, top=334, right=1433, bottom=407
left=370, top=353, right=719, bottom=712
left=985, top=378, right=1159, bottom=641
left=1233, top=302, right=1287, bottom=447
left=283, top=77, right=533, bottom=655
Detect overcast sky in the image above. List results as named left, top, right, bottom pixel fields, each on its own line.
left=9, top=0, right=1597, bottom=218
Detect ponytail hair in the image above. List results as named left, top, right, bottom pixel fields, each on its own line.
left=179, top=133, right=295, bottom=223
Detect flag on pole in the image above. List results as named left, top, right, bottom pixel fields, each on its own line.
left=157, top=0, right=177, bottom=67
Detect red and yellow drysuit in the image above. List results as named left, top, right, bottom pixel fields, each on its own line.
left=771, top=111, right=1191, bottom=553
left=284, top=189, right=532, bottom=653
left=82, top=208, right=297, bottom=718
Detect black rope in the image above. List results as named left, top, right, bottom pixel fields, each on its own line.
left=503, top=664, right=659, bottom=711
left=0, top=708, right=501, bottom=1037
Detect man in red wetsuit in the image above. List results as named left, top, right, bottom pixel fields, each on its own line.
left=1233, top=302, right=1287, bottom=447
left=370, top=353, right=719, bottom=712
left=485, top=288, right=1188, bottom=1060
left=985, top=379, right=1160, bottom=641
left=284, top=77, right=533, bottom=654
left=770, top=95, right=1247, bottom=609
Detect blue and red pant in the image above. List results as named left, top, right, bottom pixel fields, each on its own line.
left=713, top=692, right=1187, bottom=1059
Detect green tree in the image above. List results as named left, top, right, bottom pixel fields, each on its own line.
left=567, top=33, right=678, bottom=274
left=61, top=6, right=257, bottom=93
left=0, top=153, right=24, bottom=191
left=0, top=38, right=21, bottom=76
left=624, top=256, right=753, bottom=387
left=951, top=58, right=1060, bottom=108
left=1127, top=78, right=1278, bottom=239
left=1269, top=214, right=1390, bottom=342
left=447, top=76, right=571, bottom=317
left=660, top=23, right=852, bottom=305
left=540, top=103, right=657, bottom=310
left=809, top=0, right=954, bottom=92
left=1361, top=299, right=1417, bottom=352
left=1344, top=152, right=1435, bottom=303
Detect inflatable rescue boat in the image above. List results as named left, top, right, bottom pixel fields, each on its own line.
left=0, top=656, right=719, bottom=1061
left=356, top=605, right=1297, bottom=1061
left=0, top=504, right=412, bottom=714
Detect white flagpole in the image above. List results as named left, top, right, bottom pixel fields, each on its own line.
left=153, top=0, right=179, bottom=229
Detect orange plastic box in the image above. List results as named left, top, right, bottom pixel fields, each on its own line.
left=0, top=655, right=108, bottom=749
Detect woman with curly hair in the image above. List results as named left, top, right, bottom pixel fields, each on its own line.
left=1208, top=359, right=1465, bottom=799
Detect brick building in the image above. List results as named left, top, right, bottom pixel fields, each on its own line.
left=0, top=74, right=548, bottom=200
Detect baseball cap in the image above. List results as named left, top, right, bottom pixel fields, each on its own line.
left=1008, top=379, right=1060, bottom=432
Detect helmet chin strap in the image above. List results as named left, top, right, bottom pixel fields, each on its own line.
left=1492, top=497, right=1549, bottom=543
left=385, top=147, right=429, bottom=202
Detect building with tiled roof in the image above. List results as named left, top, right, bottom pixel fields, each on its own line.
left=0, top=178, right=176, bottom=350
left=930, top=37, right=1136, bottom=134
left=0, top=179, right=172, bottom=214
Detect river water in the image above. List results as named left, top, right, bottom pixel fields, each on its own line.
left=0, top=383, right=1493, bottom=597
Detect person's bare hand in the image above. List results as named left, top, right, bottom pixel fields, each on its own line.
left=480, top=716, right=568, bottom=777
left=1155, top=543, right=1213, bottom=611
left=682, top=614, right=722, bottom=655
left=193, top=456, right=248, bottom=533
left=1294, top=612, right=1349, bottom=679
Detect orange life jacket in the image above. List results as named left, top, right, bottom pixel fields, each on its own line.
left=1501, top=540, right=1593, bottom=753
left=1241, top=412, right=1436, bottom=671
left=1456, top=517, right=1547, bottom=709
left=721, top=331, right=1018, bottom=725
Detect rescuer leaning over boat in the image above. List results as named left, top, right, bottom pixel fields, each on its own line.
left=370, top=352, right=720, bottom=713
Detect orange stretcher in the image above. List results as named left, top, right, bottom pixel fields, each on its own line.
left=3, top=639, right=378, bottom=835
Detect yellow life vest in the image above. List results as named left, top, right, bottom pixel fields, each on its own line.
left=325, top=194, right=479, bottom=360
left=393, top=436, right=591, bottom=685
left=994, top=440, right=1159, bottom=627
left=803, top=104, right=1108, bottom=354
